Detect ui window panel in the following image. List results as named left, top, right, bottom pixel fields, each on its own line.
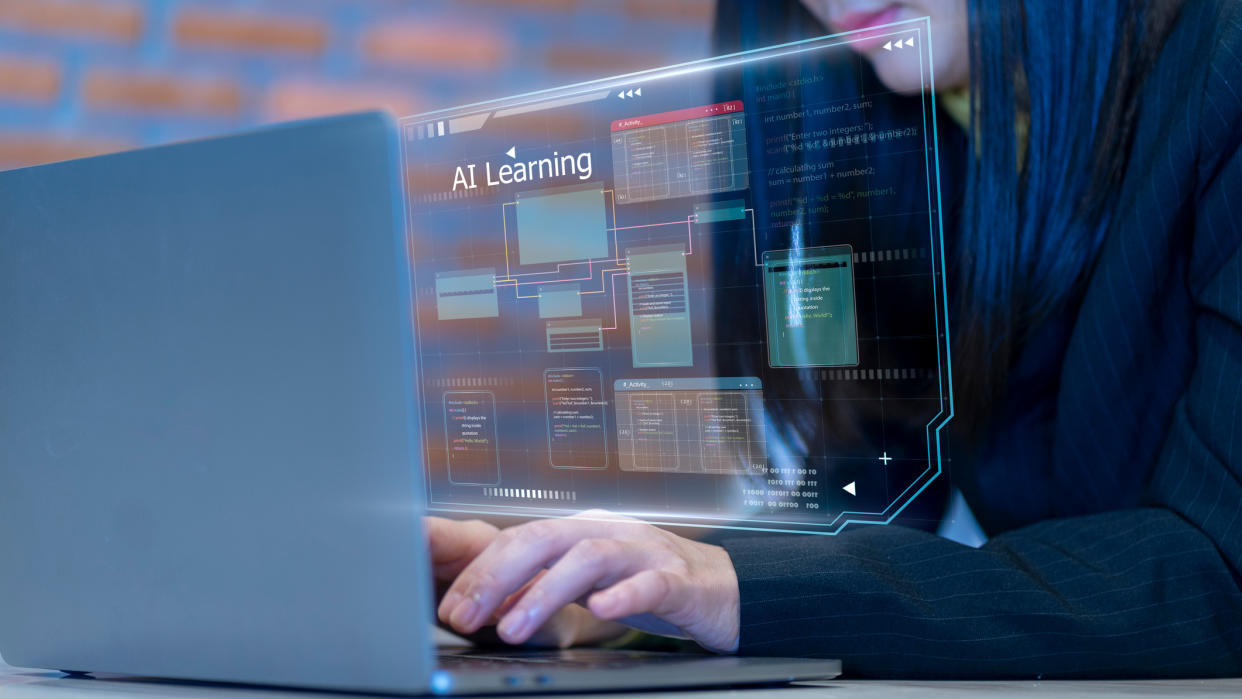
left=546, top=318, right=604, bottom=353
left=609, top=100, right=749, bottom=205
left=514, top=182, right=609, bottom=266
left=443, top=391, right=500, bottom=485
left=544, top=368, right=608, bottom=470
left=435, top=268, right=499, bottom=321
left=626, top=243, right=693, bottom=368
left=762, top=245, right=859, bottom=367
left=614, top=377, right=765, bottom=475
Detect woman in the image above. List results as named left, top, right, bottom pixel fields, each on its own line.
left=432, top=0, right=1242, bottom=677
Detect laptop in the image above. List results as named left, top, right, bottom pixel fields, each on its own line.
left=0, top=109, right=839, bottom=694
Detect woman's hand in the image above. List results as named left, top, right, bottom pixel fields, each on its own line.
left=436, top=510, right=740, bottom=653
left=426, top=516, right=630, bottom=648
left=427, top=516, right=501, bottom=581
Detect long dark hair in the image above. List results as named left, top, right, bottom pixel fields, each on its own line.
left=713, top=0, right=1186, bottom=433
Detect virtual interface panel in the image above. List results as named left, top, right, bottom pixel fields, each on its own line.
left=401, top=19, right=952, bottom=534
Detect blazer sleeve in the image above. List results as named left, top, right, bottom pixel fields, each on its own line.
left=722, top=23, right=1242, bottom=679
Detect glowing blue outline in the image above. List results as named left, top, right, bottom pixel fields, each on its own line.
left=401, top=20, right=935, bottom=127
left=823, top=23, right=953, bottom=532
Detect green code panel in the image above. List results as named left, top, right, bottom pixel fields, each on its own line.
left=762, top=245, right=858, bottom=367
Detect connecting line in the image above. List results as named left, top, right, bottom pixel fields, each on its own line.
left=607, top=220, right=691, bottom=233
left=605, top=216, right=697, bottom=261
left=495, top=191, right=631, bottom=284
left=747, top=208, right=763, bottom=267
left=501, top=190, right=622, bottom=281
left=604, top=189, right=619, bottom=261
left=598, top=270, right=630, bottom=331
left=501, top=201, right=515, bottom=278
left=494, top=257, right=627, bottom=284
left=494, top=196, right=683, bottom=300
left=495, top=261, right=628, bottom=290
left=685, top=215, right=695, bottom=256
left=577, top=267, right=631, bottom=295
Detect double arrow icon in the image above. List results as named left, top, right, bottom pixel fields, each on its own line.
left=617, top=88, right=642, bottom=99
left=883, top=36, right=915, bottom=51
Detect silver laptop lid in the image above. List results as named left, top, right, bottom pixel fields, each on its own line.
left=0, top=112, right=435, bottom=694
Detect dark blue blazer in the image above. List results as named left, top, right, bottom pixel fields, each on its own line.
left=723, top=1, right=1242, bottom=677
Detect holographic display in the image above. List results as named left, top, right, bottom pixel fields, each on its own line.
left=401, top=18, right=952, bottom=534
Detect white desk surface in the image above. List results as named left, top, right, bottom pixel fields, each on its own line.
left=3, top=660, right=1241, bottom=699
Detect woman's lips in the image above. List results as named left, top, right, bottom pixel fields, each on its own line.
left=830, top=4, right=905, bottom=52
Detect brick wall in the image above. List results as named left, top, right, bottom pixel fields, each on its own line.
left=0, top=0, right=715, bottom=170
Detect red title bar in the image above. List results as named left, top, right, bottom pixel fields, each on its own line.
left=611, top=100, right=745, bottom=132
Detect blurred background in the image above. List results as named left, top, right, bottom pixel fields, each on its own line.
left=0, top=0, right=715, bottom=170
